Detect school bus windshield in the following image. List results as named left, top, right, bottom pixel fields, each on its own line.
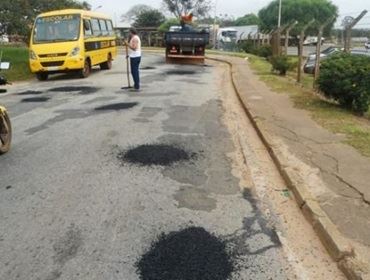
left=33, top=14, right=81, bottom=43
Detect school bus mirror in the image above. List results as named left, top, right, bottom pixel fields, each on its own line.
left=83, top=20, right=90, bottom=31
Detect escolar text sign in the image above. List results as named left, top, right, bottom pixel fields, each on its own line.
left=37, top=15, right=79, bottom=23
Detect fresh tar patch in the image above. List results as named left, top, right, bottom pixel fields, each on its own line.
left=165, top=70, right=196, bottom=75
left=48, top=86, right=99, bottom=95
left=21, top=97, right=50, bottom=102
left=17, top=90, right=43, bottom=95
left=141, top=66, right=156, bottom=70
left=95, top=102, right=138, bottom=111
left=136, top=227, right=234, bottom=280
left=118, top=144, right=196, bottom=166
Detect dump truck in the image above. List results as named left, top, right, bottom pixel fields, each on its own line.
left=164, top=14, right=209, bottom=64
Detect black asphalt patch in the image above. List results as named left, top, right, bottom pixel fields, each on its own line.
left=118, top=144, right=195, bottom=166
left=136, top=227, right=234, bottom=280
left=141, top=66, right=156, bottom=70
left=94, top=102, right=138, bottom=111
left=21, top=97, right=50, bottom=102
left=48, top=86, right=99, bottom=94
left=17, top=90, right=43, bottom=95
left=166, top=70, right=196, bottom=75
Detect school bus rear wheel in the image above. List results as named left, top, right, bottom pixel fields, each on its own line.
left=100, top=54, right=112, bottom=70
left=0, top=110, right=12, bottom=154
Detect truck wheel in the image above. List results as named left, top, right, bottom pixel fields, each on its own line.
left=79, top=59, right=91, bottom=78
left=36, top=73, right=48, bottom=81
left=0, top=110, right=11, bottom=154
left=100, top=54, right=112, bottom=70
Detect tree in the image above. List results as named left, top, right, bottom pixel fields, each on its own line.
left=234, top=14, right=260, bottom=26
left=0, top=0, right=89, bottom=38
left=158, top=18, right=181, bottom=32
left=133, top=9, right=166, bottom=28
left=258, top=0, right=338, bottom=35
left=162, top=0, right=212, bottom=18
left=121, top=4, right=152, bottom=23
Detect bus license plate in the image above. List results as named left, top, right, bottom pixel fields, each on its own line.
left=47, top=66, right=59, bottom=71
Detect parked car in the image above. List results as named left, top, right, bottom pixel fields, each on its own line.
left=304, top=48, right=370, bottom=74
left=307, top=46, right=340, bottom=60
left=304, top=47, right=340, bottom=74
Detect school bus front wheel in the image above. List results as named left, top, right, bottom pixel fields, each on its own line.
left=78, top=59, right=91, bottom=78
left=36, top=72, right=48, bottom=81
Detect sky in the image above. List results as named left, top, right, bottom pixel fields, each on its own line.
left=87, top=0, right=370, bottom=28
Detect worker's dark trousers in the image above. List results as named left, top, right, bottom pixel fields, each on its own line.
left=130, top=57, right=141, bottom=89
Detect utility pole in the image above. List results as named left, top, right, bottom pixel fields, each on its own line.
left=343, top=10, right=368, bottom=52
left=213, top=0, right=218, bottom=49
left=278, top=0, right=282, bottom=28
left=276, top=0, right=283, bottom=55
left=297, top=19, right=315, bottom=83
left=314, top=16, right=336, bottom=82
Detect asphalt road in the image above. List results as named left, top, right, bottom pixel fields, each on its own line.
left=0, top=53, right=294, bottom=280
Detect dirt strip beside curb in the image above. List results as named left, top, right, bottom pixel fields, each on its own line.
left=207, top=54, right=368, bottom=280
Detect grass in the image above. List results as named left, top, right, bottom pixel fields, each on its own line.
left=246, top=53, right=370, bottom=157
left=0, top=45, right=33, bottom=81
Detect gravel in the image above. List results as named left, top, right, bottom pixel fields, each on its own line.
left=136, top=227, right=234, bottom=280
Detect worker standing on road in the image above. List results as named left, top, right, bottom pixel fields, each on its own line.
left=125, top=28, right=141, bottom=91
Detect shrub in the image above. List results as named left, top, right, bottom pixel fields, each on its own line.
left=269, top=55, right=291, bottom=75
left=253, top=45, right=272, bottom=58
left=318, top=53, right=370, bottom=114
left=238, top=42, right=272, bottom=58
left=238, top=41, right=255, bottom=53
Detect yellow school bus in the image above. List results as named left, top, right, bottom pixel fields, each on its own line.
left=29, top=9, right=117, bottom=81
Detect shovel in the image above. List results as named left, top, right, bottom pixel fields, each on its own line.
left=121, top=40, right=132, bottom=90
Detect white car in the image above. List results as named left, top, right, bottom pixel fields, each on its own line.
left=303, top=36, right=325, bottom=46
left=365, top=41, right=370, bottom=50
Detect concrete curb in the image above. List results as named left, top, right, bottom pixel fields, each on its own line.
left=207, top=55, right=368, bottom=280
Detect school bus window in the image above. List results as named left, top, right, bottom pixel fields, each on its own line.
left=91, top=18, right=101, bottom=36
left=84, top=19, right=92, bottom=36
left=99, top=19, right=108, bottom=36
left=107, top=20, right=114, bottom=35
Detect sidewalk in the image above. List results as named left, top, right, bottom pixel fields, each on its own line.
left=209, top=55, right=370, bottom=279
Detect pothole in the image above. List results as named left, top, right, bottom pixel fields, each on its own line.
left=17, top=90, right=43, bottom=95
left=48, top=86, right=99, bottom=94
left=166, top=70, right=196, bottom=75
left=118, top=144, right=196, bottom=166
left=94, top=102, right=138, bottom=111
left=21, top=97, right=50, bottom=102
left=136, top=227, right=234, bottom=280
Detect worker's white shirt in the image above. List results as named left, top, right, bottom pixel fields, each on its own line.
left=129, top=35, right=141, bottom=58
